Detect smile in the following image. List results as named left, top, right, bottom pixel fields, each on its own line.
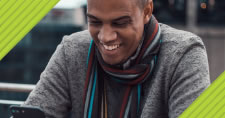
left=102, top=44, right=120, bottom=51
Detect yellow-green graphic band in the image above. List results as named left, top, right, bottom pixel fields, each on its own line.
left=180, top=71, right=225, bottom=118
left=0, top=0, right=59, bottom=60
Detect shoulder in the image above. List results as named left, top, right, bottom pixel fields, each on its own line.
left=159, top=23, right=204, bottom=50
left=60, top=30, right=91, bottom=62
left=159, top=23, right=206, bottom=60
left=156, top=24, right=208, bottom=78
left=62, top=30, right=91, bottom=48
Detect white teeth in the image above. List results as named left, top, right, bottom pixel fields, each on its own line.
left=103, top=44, right=120, bottom=50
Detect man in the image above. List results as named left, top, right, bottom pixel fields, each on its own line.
left=24, top=0, right=210, bottom=117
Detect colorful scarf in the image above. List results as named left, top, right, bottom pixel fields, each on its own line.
left=83, top=16, right=161, bottom=118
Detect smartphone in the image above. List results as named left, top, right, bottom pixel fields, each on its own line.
left=10, top=105, right=46, bottom=118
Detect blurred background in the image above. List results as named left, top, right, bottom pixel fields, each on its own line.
left=0, top=0, right=224, bottom=117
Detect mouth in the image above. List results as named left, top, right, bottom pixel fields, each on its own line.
left=102, top=44, right=120, bottom=51
left=99, top=42, right=121, bottom=57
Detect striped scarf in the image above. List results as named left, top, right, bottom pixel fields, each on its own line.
left=83, top=16, right=161, bottom=118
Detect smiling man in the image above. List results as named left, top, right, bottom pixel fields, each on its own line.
left=87, top=0, right=149, bottom=65
left=24, top=0, right=210, bottom=118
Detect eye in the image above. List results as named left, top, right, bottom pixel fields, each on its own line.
left=112, top=20, right=131, bottom=27
left=113, top=22, right=127, bottom=26
left=88, top=20, right=102, bottom=26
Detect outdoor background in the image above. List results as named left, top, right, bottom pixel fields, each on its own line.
left=0, top=0, right=225, bottom=117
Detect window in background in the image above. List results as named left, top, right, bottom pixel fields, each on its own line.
left=198, top=0, right=225, bottom=26
left=153, top=0, right=187, bottom=25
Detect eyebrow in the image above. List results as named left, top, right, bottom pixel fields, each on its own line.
left=86, top=13, right=131, bottom=21
left=113, top=16, right=131, bottom=21
left=87, top=14, right=99, bottom=20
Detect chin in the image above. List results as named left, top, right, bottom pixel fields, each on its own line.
left=104, top=60, right=118, bottom=65
left=103, top=57, right=121, bottom=65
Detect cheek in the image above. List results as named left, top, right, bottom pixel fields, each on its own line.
left=88, top=25, right=99, bottom=38
left=122, top=25, right=144, bottom=55
left=123, top=25, right=143, bottom=46
left=118, top=29, right=142, bottom=57
left=89, top=27, right=100, bottom=46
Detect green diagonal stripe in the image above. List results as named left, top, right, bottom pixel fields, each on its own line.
left=0, top=0, right=59, bottom=60
left=179, top=71, right=225, bottom=118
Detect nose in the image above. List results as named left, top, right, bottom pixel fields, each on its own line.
left=98, top=25, right=117, bottom=44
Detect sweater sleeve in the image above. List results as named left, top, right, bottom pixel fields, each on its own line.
left=168, top=37, right=211, bottom=118
left=24, top=37, right=71, bottom=118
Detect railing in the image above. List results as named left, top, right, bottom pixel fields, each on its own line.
left=0, top=82, right=35, bottom=105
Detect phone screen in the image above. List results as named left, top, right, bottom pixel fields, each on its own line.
left=10, top=105, right=46, bottom=118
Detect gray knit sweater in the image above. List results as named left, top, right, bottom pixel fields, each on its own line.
left=24, top=24, right=210, bottom=118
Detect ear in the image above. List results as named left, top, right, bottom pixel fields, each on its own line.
left=143, top=0, right=153, bottom=24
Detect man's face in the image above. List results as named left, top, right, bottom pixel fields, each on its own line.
left=87, top=0, right=147, bottom=65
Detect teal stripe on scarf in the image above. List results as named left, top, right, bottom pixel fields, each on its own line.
left=88, top=68, right=97, bottom=118
left=84, top=67, right=94, bottom=118
left=137, top=84, right=141, bottom=113
left=86, top=40, right=94, bottom=66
